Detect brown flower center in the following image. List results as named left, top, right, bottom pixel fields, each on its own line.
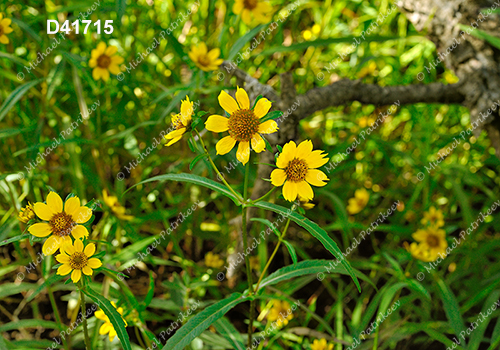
left=97, top=54, right=111, bottom=68
left=244, top=0, right=258, bottom=10
left=69, top=252, right=88, bottom=270
left=285, top=158, right=308, bottom=182
left=228, top=109, right=260, bottom=142
left=50, top=212, right=75, bottom=237
left=198, top=54, right=211, bottom=67
left=426, top=234, right=440, bottom=248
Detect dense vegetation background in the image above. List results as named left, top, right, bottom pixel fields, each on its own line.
left=1, top=0, right=500, bottom=349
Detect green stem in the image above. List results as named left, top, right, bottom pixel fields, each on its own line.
left=249, top=187, right=276, bottom=204
left=254, top=216, right=292, bottom=293
left=47, top=286, right=70, bottom=350
left=79, top=288, right=91, bottom=350
left=193, top=129, right=243, bottom=202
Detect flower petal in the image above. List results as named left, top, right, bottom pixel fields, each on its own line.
left=72, top=225, right=89, bottom=239
left=253, top=98, right=272, bottom=119
left=270, top=169, right=286, bottom=187
left=216, top=136, right=237, bottom=155
left=276, top=141, right=296, bottom=168
left=105, top=45, right=118, bottom=56
left=84, top=243, right=96, bottom=257
left=74, top=238, right=84, bottom=252
left=218, top=91, right=239, bottom=115
left=258, top=120, right=278, bottom=134
left=28, top=223, right=52, bottom=237
left=71, top=269, right=82, bottom=283
left=166, top=136, right=182, bottom=146
left=251, top=134, right=266, bottom=153
left=235, top=87, right=250, bottom=109
left=43, top=235, right=61, bottom=255
left=56, top=253, right=70, bottom=263
left=72, top=207, right=92, bottom=223
left=236, top=141, right=250, bottom=165
left=165, top=128, right=186, bottom=140
left=207, top=48, right=221, bottom=61
left=64, top=197, right=81, bottom=216
left=82, top=266, right=93, bottom=276
left=47, top=192, right=63, bottom=213
left=87, top=258, right=102, bottom=269
left=296, top=181, right=314, bottom=201
left=282, top=181, right=298, bottom=202
left=307, top=150, right=329, bottom=168
left=296, top=140, right=313, bottom=159
left=205, top=115, right=229, bottom=132
left=305, top=169, right=329, bottom=187
left=101, top=69, right=110, bottom=82
left=57, top=264, right=72, bottom=276
left=108, top=64, right=121, bottom=75
left=34, top=203, right=55, bottom=221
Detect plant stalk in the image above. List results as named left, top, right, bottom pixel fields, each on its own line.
left=79, top=288, right=92, bottom=350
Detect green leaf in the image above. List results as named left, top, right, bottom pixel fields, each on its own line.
left=263, top=136, right=273, bottom=153
left=256, top=259, right=369, bottom=290
left=282, top=240, right=298, bottom=265
left=213, top=317, right=246, bottom=350
left=83, top=288, right=131, bottom=350
left=459, top=25, right=500, bottom=49
left=116, top=0, right=127, bottom=20
left=143, top=272, right=155, bottom=309
left=0, top=234, right=30, bottom=247
left=128, top=173, right=243, bottom=205
left=189, top=153, right=208, bottom=171
left=251, top=201, right=360, bottom=292
left=163, top=293, right=249, bottom=350
left=437, top=278, right=465, bottom=339
left=260, top=110, right=283, bottom=123
left=0, top=78, right=45, bottom=123
left=250, top=217, right=280, bottom=237
left=0, top=319, right=62, bottom=332
left=227, top=24, right=267, bottom=60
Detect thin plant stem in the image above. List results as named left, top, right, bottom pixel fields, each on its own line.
left=47, top=286, right=70, bottom=350
left=254, top=216, right=292, bottom=293
left=249, top=186, right=276, bottom=204
left=79, top=288, right=92, bottom=350
left=193, top=129, right=243, bottom=202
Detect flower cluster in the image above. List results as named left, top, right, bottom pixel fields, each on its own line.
left=406, top=206, right=448, bottom=262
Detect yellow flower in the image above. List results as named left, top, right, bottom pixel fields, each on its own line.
left=270, top=140, right=329, bottom=202
left=102, top=190, right=133, bottom=221
left=267, top=300, right=293, bottom=327
left=164, top=96, right=194, bottom=146
left=421, top=206, right=445, bottom=228
left=0, top=14, right=13, bottom=44
left=89, top=42, right=124, bottom=81
left=28, top=192, right=92, bottom=255
left=412, top=226, right=447, bottom=260
left=347, top=188, right=369, bottom=215
left=404, top=242, right=434, bottom=262
left=95, top=301, right=128, bottom=342
left=299, top=196, right=315, bottom=210
left=205, top=252, right=224, bottom=268
left=56, top=239, right=102, bottom=283
left=233, top=0, right=273, bottom=25
left=18, top=202, right=35, bottom=223
left=205, top=87, right=278, bottom=164
left=311, top=338, right=334, bottom=350
left=188, top=43, right=223, bottom=72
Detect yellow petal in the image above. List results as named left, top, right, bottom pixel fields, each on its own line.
left=296, top=181, right=314, bottom=201
left=28, top=223, right=52, bottom=237
left=72, top=207, right=92, bottom=223
left=71, top=269, right=82, bottom=283
left=207, top=48, right=221, bottom=61
left=253, top=98, right=272, bottom=118
left=305, top=169, right=329, bottom=187
left=296, top=140, right=313, bottom=159
left=242, top=9, right=252, bottom=24
left=197, top=42, right=208, bottom=55
left=96, top=42, right=107, bottom=54
left=258, top=120, right=278, bottom=134
left=251, top=134, right=266, bottom=153
left=166, top=136, right=182, bottom=146
left=92, top=67, right=102, bottom=80
left=233, top=0, right=244, bottom=14
left=271, top=169, right=286, bottom=186
left=43, top=235, right=61, bottom=255
left=205, top=115, right=229, bottom=132
left=95, top=310, right=107, bottom=321
left=236, top=141, right=250, bottom=165
left=100, top=322, right=112, bottom=335
left=105, top=45, right=118, bottom=56
left=308, top=150, right=329, bottom=168
left=165, top=128, right=186, bottom=140
left=218, top=91, right=239, bottom=115
left=64, top=197, right=81, bottom=216
left=57, top=264, right=72, bottom=276
left=111, top=56, right=124, bottom=64
left=34, top=203, right=55, bottom=221
left=101, top=69, right=110, bottom=82
left=109, top=329, right=117, bottom=342
left=56, top=253, right=70, bottom=263
left=276, top=141, right=296, bottom=168
left=216, top=136, right=237, bottom=155
left=0, top=35, right=8, bottom=44
left=108, top=64, right=121, bottom=75
left=282, top=181, right=298, bottom=202
left=82, top=266, right=93, bottom=276
left=87, top=258, right=102, bottom=269
left=47, top=192, right=63, bottom=213
left=235, top=87, right=250, bottom=109
left=89, top=58, right=97, bottom=68
left=84, top=243, right=96, bottom=257
left=72, top=225, right=89, bottom=239
left=74, top=238, right=84, bottom=252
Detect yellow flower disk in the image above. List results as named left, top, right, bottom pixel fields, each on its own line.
left=89, top=42, right=124, bottom=81
left=233, top=0, right=273, bottom=25
left=188, top=43, right=223, bottom=72
left=56, top=239, right=102, bottom=283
